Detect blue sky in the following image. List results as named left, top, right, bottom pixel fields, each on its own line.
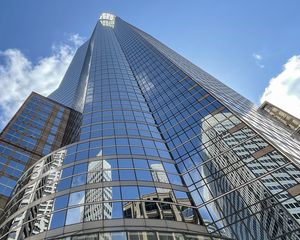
left=0, top=0, right=300, bottom=128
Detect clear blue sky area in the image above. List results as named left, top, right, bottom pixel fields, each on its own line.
left=0, top=0, right=300, bottom=105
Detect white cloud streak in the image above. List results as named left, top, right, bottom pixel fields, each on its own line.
left=253, top=53, right=264, bottom=68
left=253, top=53, right=262, bottom=60
left=0, top=34, right=84, bottom=130
left=260, top=55, right=300, bottom=119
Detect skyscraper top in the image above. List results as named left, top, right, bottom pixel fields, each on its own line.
left=99, top=12, right=115, bottom=20
left=99, top=12, right=116, bottom=27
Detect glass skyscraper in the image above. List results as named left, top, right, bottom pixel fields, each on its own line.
left=0, top=13, right=300, bottom=240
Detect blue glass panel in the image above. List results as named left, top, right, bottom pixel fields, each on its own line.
left=49, top=210, right=66, bottom=229
left=56, top=178, right=72, bottom=191
left=121, top=186, right=139, bottom=200
left=71, top=174, right=86, bottom=187
left=69, top=191, right=85, bottom=206
left=53, top=195, right=69, bottom=210
left=119, top=170, right=135, bottom=181
left=65, top=207, right=84, bottom=225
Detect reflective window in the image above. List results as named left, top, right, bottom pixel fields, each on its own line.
left=49, top=210, right=66, bottom=229
left=57, top=178, right=72, bottom=191
left=119, top=170, right=135, bottom=181
left=69, top=191, right=85, bottom=206
left=65, top=206, right=84, bottom=225
left=61, top=167, right=73, bottom=178
left=100, top=232, right=127, bottom=240
left=74, top=163, right=88, bottom=174
left=111, top=202, right=123, bottom=219
left=72, top=174, right=86, bottom=187
left=122, top=186, right=139, bottom=199
left=136, top=170, right=152, bottom=181
left=53, top=195, right=69, bottom=210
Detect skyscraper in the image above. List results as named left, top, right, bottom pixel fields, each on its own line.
left=0, top=12, right=300, bottom=240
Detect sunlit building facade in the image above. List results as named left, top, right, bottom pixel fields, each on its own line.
left=0, top=93, right=81, bottom=216
left=0, top=12, right=300, bottom=240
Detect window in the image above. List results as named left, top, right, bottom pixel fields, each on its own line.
left=65, top=207, right=84, bottom=225
left=119, top=170, right=135, bottom=181
left=121, top=186, right=139, bottom=200
left=53, top=195, right=69, bottom=210
left=49, top=210, right=66, bottom=229
left=136, top=170, right=152, bottom=181
left=69, top=191, right=85, bottom=206
left=72, top=174, right=86, bottom=187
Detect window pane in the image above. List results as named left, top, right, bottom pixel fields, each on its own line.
left=121, top=186, right=139, bottom=200
left=111, top=202, right=123, bottom=219
left=72, top=174, right=86, bottom=187
left=69, top=191, right=85, bottom=206
left=53, top=195, right=69, bottom=210
left=74, top=163, right=88, bottom=174
left=101, top=232, right=127, bottom=240
left=136, top=170, right=152, bottom=181
left=86, top=188, right=102, bottom=202
left=65, top=206, right=84, bottom=225
left=133, top=159, right=148, bottom=168
left=56, top=178, right=71, bottom=191
left=84, top=204, right=103, bottom=221
left=61, top=167, right=73, bottom=178
left=119, top=170, right=136, bottom=181
left=49, top=210, right=66, bottom=229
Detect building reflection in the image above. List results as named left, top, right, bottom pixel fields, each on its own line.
left=123, top=190, right=200, bottom=224
left=151, top=163, right=169, bottom=184
left=85, top=159, right=112, bottom=221
left=2, top=152, right=202, bottom=239
left=6, top=149, right=66, bottom=239
left=199, top=112, right=300, bottom=238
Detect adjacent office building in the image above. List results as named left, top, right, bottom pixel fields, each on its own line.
left=0, top=92, right=81, bottom=216
left=0, top=13, right=300, bottom=240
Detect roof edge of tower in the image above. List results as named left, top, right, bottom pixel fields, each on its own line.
left=99, top=12, right=116, bottom=21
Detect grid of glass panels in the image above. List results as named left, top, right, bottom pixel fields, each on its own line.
left=2, top=94, right=66, bottom=154
left=0, top=146, right=200, bottom=239
left=0, top=92, right=82, bottom=222
left=0, top=142, right=33, bottom=196
left=0, top=22, right=203, bottom=240
left=49, top=41, right=89, bottom=112
left=113, top=18, right=300, bottom=240
left=132, top=20, right=300, bottom=166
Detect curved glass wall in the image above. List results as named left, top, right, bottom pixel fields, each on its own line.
left=0, top=143, right=204, bottom=239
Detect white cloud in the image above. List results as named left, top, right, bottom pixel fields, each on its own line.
left=253, top=53, right=262, bottom=60
left=0, top=34, right=84, bottom=130
left=253, top=53, right=264, bottom=68
left=260, top=55, right=300, bottom=119
left=69, top=34, right=85, bottom=46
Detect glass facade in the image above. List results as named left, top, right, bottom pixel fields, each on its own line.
left=0, top=12, right=300, bottom=240
left=0, top=92, right=81, bottom=215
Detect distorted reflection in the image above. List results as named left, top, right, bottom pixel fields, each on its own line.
left=151, top=163, right=169, bottom=183
left=5, top=150, right=66, bottom=238
left=88, top=160, right=112, bottom=183
left=84, top=204, right=104, bottom=221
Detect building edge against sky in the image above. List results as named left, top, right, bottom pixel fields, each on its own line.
left=0, top=12, right=300, bottom=240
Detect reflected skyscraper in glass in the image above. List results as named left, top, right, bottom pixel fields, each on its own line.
left=0, top=12, right=300, bottom=240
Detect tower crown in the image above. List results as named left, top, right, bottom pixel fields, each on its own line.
left=99, top=12, right=115, bottom=27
